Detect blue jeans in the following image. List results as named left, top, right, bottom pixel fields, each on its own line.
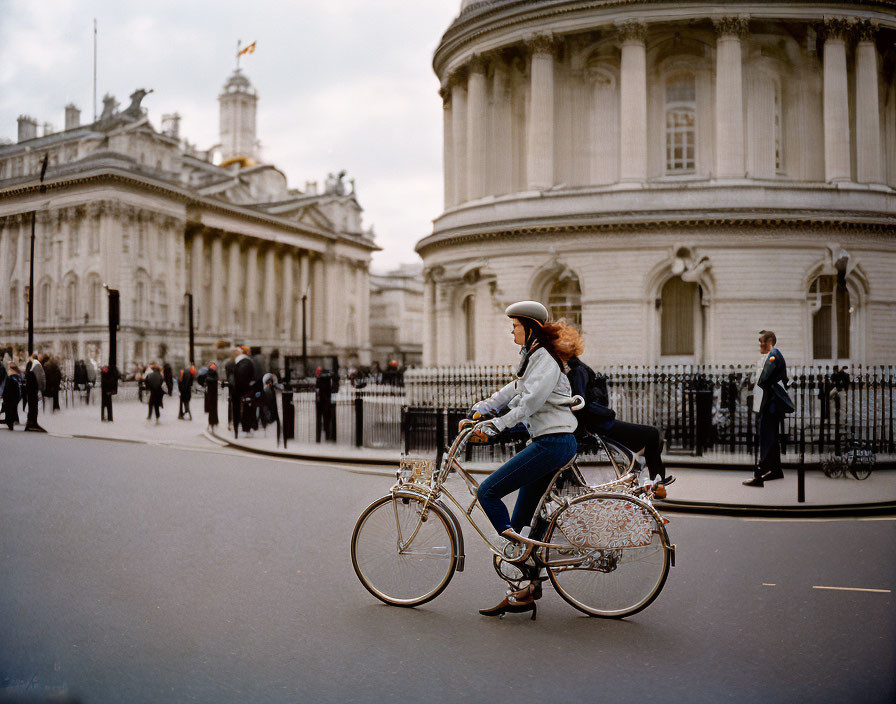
left=477, top=433, right=577, bottom=534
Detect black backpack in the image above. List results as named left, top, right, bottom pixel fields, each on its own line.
left=567, top=358, right=616, bottom=431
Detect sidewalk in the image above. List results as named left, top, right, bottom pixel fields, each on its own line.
left=14, top=398, right=896, bottom=515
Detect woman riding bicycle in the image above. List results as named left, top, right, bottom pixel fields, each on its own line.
left=471, top=300, right=583, bottom=618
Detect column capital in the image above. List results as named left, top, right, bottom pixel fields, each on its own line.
left=467, top=52, right=488, bottom=75
left=817, top=17, right=852, bottom=42
left=523, top=31, right=557, bottom=56
left=712, top=16, right=749, bottom=39
left=853, top=19, right=878, bottom=43
left=446, top=66, right=468, bottom=89
left=615, top=19, right=647, bottom=44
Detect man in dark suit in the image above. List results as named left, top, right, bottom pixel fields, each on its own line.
left=744, top=330, right=794, bottom=487
left=231, top=347, right=255, bottom=438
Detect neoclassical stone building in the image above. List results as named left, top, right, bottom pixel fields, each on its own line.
left=417, top=0, right=896, bottom=367
left=0, top=70, right=375, bottom=371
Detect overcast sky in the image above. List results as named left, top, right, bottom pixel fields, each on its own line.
left=0, top=0, right=461, bottom=272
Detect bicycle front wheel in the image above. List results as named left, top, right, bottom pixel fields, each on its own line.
left=351, top=493, right=457, bottom=607
left=544, top=493, right=670, bottom=618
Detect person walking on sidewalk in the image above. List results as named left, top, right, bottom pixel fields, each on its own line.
left=41, top=354, right=62, bottom=412
left=100, top=364, right=116, bottom=422
left=744, top=330, right=795, bottom=487
left=145, top=364, right=164, bottom=423
left=163, top=362, right=174, bottom=397
left=24, top=354, right=47, bottom=432
left=2, top=363, right=23, bottom=430
left=178, top=365, right=195, bottom=419
left=204, top=361, right=220, bottom=428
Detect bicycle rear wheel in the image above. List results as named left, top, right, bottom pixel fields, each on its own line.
left=351, top=493, right=457, bottom=607
left=544, top=493, right=670, bottom=618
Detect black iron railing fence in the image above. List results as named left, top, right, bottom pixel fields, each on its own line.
left=402, top=365, right=896, bottom=462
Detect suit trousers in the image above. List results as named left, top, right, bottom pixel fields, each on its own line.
left=757, top=410, right=783, bottom=477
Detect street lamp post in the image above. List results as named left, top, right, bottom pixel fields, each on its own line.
left=301, top=289, right=308, bottom=376
left=27, top=153, right=50, bottom=356
left=185, top=292, right=194, bottom=365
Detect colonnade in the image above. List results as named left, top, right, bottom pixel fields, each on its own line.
left=187, top=228, right=370, bottom=351
left=440, top=16, right=886, bottom=208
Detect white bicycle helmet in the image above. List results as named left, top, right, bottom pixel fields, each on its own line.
left=505, top=300, right=549, bottom=327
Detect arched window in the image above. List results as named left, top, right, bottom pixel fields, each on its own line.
left=810, top=275, right=850, bottom=360
left=86, top=275, right=102, bottom=322
left=660, top=277, right=700, bottom=356
left=665, top=72, right=696, bottom=174
left=63, top=275, right=78, bottom=322
left=463, top=295, right=475, bottom=362
left=548, top=274, right=582, bottom=328
left=154, top=280, right=168, bottom=325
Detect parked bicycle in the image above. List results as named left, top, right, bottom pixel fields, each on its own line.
left=821, top=434, right=875, bottom=480
left=351, top=402, right=675, bottom=619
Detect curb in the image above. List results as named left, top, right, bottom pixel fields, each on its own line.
left=205, top=429, right=399, bottom=467
left=654, top=499, right=896, bottom=518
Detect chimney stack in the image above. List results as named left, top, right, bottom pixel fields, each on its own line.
left=161, top=113, right=181, bottom=139
left=17, top=115, right=38, bottom=142
left=65, top=104, right=81, bottom=130
left=43, top=122, right=55, bottom=136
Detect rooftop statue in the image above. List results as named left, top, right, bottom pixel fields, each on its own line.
left=123, top=88, right=154, bottom=119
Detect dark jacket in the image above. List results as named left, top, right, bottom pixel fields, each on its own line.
left=566, top=356, right=616, bottom=433
left=757, top=347, right=795, bottom=416
left=233, top=355, right=255, bottom=397
left=44, top=359, right=62, bottom=395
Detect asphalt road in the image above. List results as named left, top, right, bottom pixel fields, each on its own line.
left=1, top=433, right=893, bottom=704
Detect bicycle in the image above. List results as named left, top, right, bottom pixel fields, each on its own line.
left=821, top=434, right=875, bottom=480
left=351, top=402, right=675, bottom=619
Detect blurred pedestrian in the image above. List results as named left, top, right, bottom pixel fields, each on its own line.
left=178, top=365, right=195, bottom=420
left=145, top=364, right=164, bottom=423
left=100, top=364, right=116, bottom=422
left=231, top=347, right=255, bottom=438
left=24, top=353, right=46, bottom=432
left=41, top=354, right=62, bottom=412
left=2, top=363, right=23, bottom=429
left=204, top=361, right=220, bottom=428
left=260, top=372, right=280, bottom=441
left=163, top=362, right=174, bottom=396
left=744, top=330, right=795, bottom=487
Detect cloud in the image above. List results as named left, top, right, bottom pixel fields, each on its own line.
left=0, top=0, right=460, bottom=269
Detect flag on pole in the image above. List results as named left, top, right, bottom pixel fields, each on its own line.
left=238, top=41, right=256, bottom=57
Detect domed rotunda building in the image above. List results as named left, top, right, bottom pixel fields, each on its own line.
left=417, top=0, right=896, bottom=367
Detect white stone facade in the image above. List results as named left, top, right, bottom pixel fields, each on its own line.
left=419, top=1, right=896, bottom=367
left=369, top=264, right=424, bottom=367
left=0, top=73, right=375, bottom=370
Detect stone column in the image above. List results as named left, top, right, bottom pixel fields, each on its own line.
left=617, top=21, right=648, bottom=182
left=822, top=17, right=852, bottom=182
left=526, top=33, right=556, bottom=190
left=360, top=267, right=370, bottom=350
left=282, top=249, right=294, bottom=339
left=467, top=54, right=488, bottom=200
left=441, top=87, right=455, bottom=208
left=299, top=253, right=311, bottom=340
left=855, top=21, right=883, bottom=184
left=312, top=256, right=326, bottom=343
left=423, top=274, right=436, bottom=366
left=451, top=71, right=468, bottom=204
left=209, top=234, right=223, bottom=331
left=491, top=57, right=513, bottom=196
left=227, top=237, right=241, bottom=330
left=713, top=16, right=748, bottom=179
left=190, top=230, right=204, bottom=329
left=244, top=243, right=259, bottom=337
left=263, top=246, right=275, bottom=338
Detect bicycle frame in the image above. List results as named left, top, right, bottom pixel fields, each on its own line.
left=391, top=426, right=659, bottom=567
